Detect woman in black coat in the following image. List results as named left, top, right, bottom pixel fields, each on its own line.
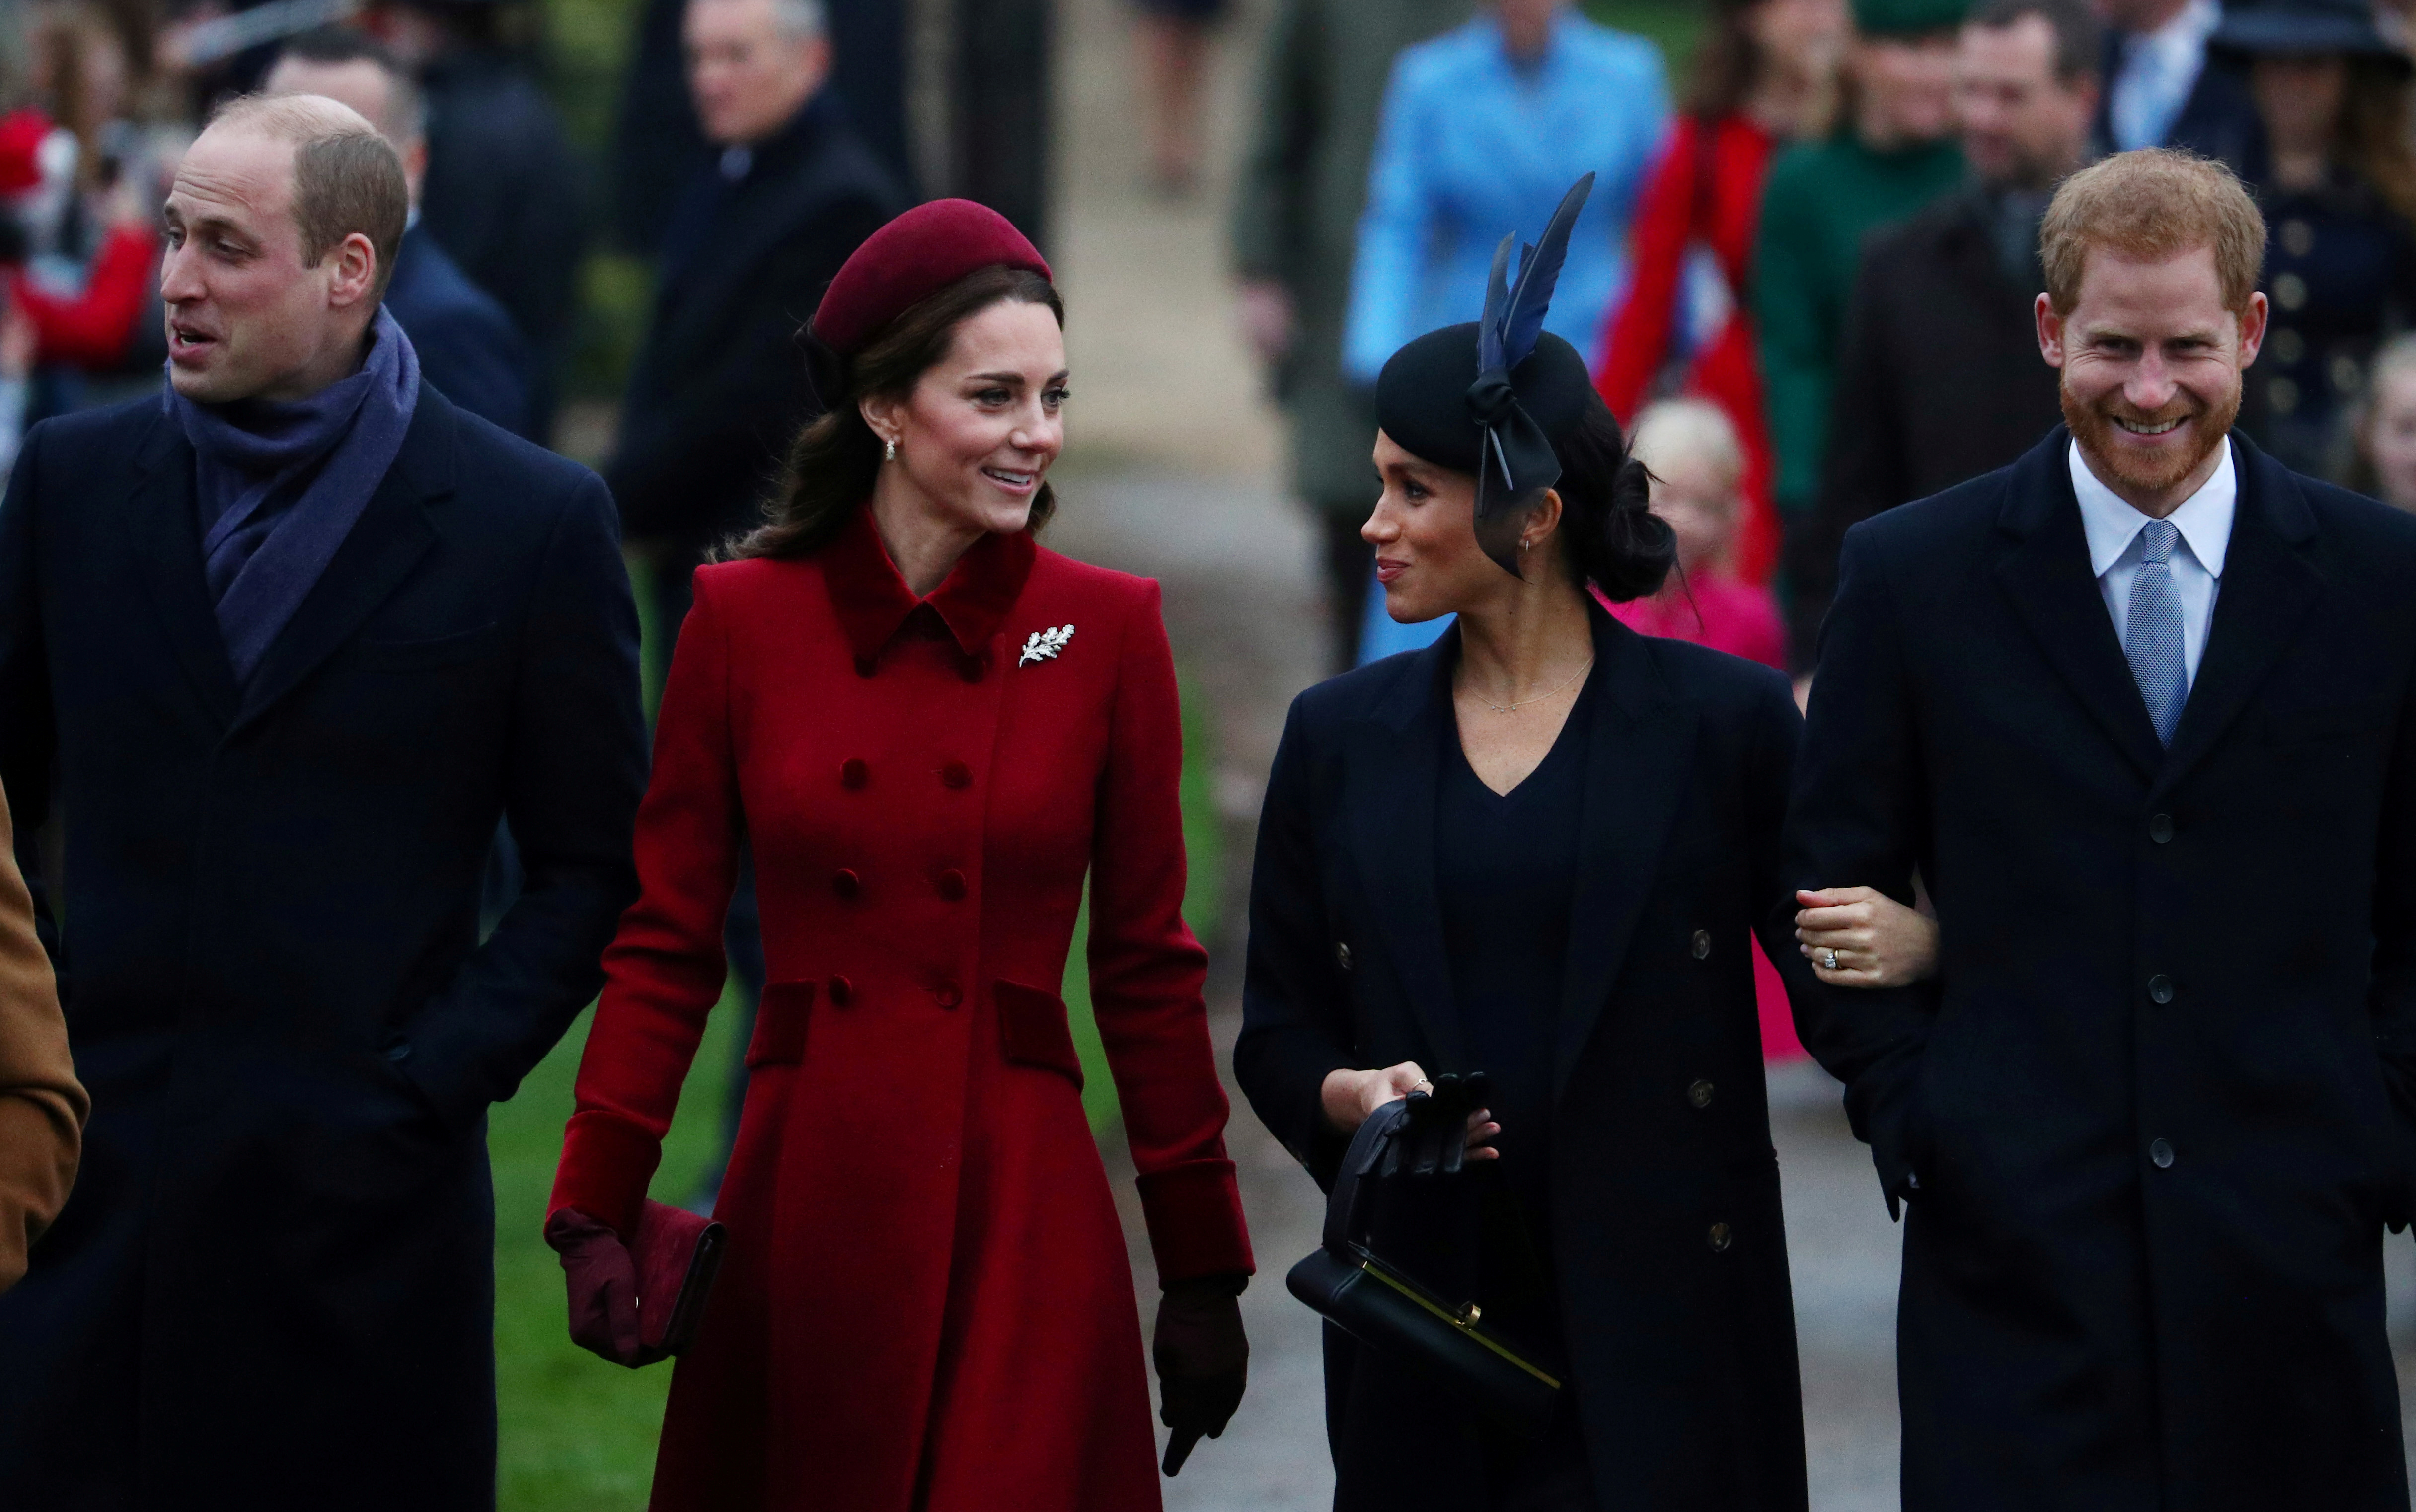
left=1235, top=185, right=1933, bottom=1511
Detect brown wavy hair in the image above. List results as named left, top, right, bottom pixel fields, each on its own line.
left=725, top=265, right=1065, bottom=560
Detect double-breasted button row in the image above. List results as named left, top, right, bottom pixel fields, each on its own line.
left=1690, top=929, right=1712, bottom=960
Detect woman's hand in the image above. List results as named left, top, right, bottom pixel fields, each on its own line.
left=1319, top=1061, right=1499, bottom=1160
left=1795, top=886, right=1939, bottom=988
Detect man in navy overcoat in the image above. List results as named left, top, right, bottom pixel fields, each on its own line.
left=1787, top=147, right=2416, bottom=1510
left=0, top=95, right=645, bottom=1507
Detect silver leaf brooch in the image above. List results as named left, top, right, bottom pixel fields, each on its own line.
left=1018, top=624, right=1074, bottom=667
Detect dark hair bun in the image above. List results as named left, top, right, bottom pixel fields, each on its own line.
left=1555, top=392, right=1675, bottom=602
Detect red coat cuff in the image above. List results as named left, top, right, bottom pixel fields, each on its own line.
left=549, top=1109, right=662, bottom=1239
left=1135, top=1157, right=1254, bottom=1282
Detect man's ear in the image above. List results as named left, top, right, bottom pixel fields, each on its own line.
left=2036, top=292, right=2065, bottom=368
left=326, top=230, right=379, bottom=309
left=2235, top=289, right=2269, bottom=368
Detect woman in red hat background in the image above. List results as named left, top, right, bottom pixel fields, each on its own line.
left=544, top=199, right=1255, bottom=1510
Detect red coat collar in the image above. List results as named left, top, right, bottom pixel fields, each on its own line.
left=823, top=504, right=1037, bottom=664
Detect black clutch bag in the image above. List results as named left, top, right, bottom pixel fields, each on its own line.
left=1284, top=1099, right=1563, bottom=1438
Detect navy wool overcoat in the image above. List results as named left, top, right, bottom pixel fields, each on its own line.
left=0, top=386, right=648, bottom=1508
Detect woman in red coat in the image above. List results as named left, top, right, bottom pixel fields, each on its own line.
left=1593, top=0, right=1844, bottom=585
left=546, top=201, right=1255, bottom=1510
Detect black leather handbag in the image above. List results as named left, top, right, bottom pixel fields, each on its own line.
left=1285, top=1099, right=1564, bottom=1438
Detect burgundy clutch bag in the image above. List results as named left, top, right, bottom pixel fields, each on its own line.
left=630, top=1199, right=727, bottom=1357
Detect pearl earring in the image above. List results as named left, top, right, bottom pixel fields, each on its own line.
left=883, top=438, right=898, bottom=463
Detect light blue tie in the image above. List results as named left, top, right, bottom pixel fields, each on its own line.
left=2126, top=519, right=2188, bottom=745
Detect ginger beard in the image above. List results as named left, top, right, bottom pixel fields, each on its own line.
left=2059, top=357, right=2240, bottom=499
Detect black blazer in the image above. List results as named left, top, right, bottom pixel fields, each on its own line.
left=1236, top=605, right=1811, bottom=1511
left=1790, top=188, right=2065, bottom=666
left=1787, top=427, right=2416, bottom=1511
left=0, top=388, right=648, bottom=1508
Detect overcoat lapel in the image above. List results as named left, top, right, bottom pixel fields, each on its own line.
left=1346, top=635, right=1466, bottom=1070
left=2152, top=437, right=2321, bottom=799
left=1991, top=430, right=2167, bottom=781
left=125, top=409, right=239, bottom=730
left=1552, top=609, right=1696, bottom=1106
left=231, top=393, right=454, bottom=735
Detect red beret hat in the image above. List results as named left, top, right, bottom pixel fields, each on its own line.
left=811, top=199, right=1052, bottom=358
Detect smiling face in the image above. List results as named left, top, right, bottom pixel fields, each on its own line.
left=860, top=298, right=1067, bottom=539
left=2039, top=243, right=2264, bottom=513
left=1364, top=432, right=1563, bottom=621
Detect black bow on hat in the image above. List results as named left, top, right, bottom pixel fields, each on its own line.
left=1466, top=173, right=1595, bottom=573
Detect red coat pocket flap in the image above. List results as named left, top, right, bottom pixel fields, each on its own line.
left=994, top=979, right=1084, bottom=1089
left=745, top=980, right=816, bottom=1068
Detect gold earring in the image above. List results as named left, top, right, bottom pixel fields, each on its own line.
left=883, top=438, right=898, bottom=463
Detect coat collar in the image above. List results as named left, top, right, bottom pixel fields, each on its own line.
left=822, top=504, right=1037, bottom=666
left=1346, top=601, right=1697, bottom=1099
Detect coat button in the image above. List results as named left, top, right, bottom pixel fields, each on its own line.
left=831, top=868, right=860, bottom=899
left=1707, top=1221, right=1733, bottom=1252
left=828, top=975, right=854, bottom=1006
left=853, top=654, right=877, bottom=679
left=2148, top=974, right=2175, bottom=1004
left=2149, top=813, right=2174, bottom=844
left=934, top=981, right=962, bottom=1009
left=840, top=758, right=869, bottom=790
left=2150, top=1138, right=2175, bottom=1169
left=1336, top=941, right=1353, bottom=971
left=940, top=760, right=972, bottom=789
left=959, top=654, right=986, bottom=684
left=936, top=868, right=967, bottom=901
left=1691, top=929, right=1712, bottom=960
left=1688, top=1079, right=1714, bottom=1109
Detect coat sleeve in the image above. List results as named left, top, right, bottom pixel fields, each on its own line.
left=1782, top=523, right=1937, bottom=1215
left=1750, top=153, right=1832, bottom=517
left=1792, top=242, right=1906, bottom=667
left=398, top=471, right=648, bottom=1135
left=1743, top=668, right=1822, bottom=1021
left=1229, top=0, right=1317, bottom=285
left=549, top=574, right=743, bottom=1238
left=2367, top=618, right=2416, bottom=1226
left=1087, top=583, right=1254, bottom=1283
left=1232, top=694, right=1358, bottom=1191
left=0, top=780, right=82, bottom=1293
left=1595, top=121, right=1699, bottom=420
left=1341, top=51, right=1435, bottom=385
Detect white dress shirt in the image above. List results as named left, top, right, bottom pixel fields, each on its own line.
left=2108, top=0, right=2221, bottom=152
left=2069, top=437, right=2236, bottom=687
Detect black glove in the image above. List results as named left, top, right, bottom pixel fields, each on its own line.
left=1152, top=1273, right=1249, bottom=1475
left=1384, top=1071, right=1491, bottom=1178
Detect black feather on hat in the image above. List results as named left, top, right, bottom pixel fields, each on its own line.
left=1375, top=174, right=1599, bottom=577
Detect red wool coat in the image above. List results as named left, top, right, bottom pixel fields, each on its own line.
left=551, top=507, right=1253, bottom=1511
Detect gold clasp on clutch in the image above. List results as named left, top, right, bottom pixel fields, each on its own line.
left=1454, top=1302, right=1482, bottom=1328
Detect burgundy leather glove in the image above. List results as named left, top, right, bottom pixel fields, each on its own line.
left=1152, top=1274, right=1249, bottom=1474
left=545, top=1208, right=666, bottom=1369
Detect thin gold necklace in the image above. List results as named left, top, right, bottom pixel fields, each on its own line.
left=1467, top=655, right=1593, bottom=715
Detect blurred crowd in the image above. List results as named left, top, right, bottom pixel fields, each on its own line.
left=1230, top=0, right=2416, bottom=678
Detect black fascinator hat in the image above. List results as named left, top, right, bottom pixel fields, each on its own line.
left=1375, top=174, right=1600, bottom=576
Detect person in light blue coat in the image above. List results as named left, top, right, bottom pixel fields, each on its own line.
left=1346, top=0, right=1669, bottom=661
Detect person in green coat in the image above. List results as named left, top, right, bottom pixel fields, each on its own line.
left=1230, top=0, right=1472, bottom=674
left=1753, top=0, right=1967, bottom=639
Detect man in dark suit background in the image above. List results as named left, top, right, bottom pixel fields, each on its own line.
left=267, top=27, right=534, bottom=437
left=1787, top=147, right=2416, bottom=1509
left=2094, top=0, right=2263, bottom=167
left=1790, top=0, right=2100, bottom=661
left=0, top=94, right=646, bottom=1506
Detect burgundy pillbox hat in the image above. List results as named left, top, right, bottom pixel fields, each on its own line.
left=811, top=199, right=1053, bottom=358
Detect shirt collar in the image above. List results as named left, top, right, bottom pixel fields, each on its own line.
left=2068, top=434, right=2237, bottom=578
left=822, top=504, right=1037, bottom=666
left=2137, top=0, right=2220, bottom=52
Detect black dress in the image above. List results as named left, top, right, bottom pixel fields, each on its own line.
left=1434, top=673, right=1598, bottom=1509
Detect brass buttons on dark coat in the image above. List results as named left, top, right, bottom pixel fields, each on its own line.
left=936, top=869, right=968, bottom=901
left=1336, top=941, right=1353, bottom=972
left=940, top=760, right=972, bottom=789
left=1688, top=1080, right=1715, bottom=1109
left=828, top=975, right=854, bottom=1006
left=840, top=758, right=869, bottom=790
left=1691, top=929, right=1712, bottom=960
left=1708, top=1222, right=1733, bottom=1252
left=832, top=869, right=860, bottom=899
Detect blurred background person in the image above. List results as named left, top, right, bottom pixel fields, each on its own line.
left=2208, top=0, right=2416, bottom=478
left=2353, top=329, right=2416, bottom=507
left=1752, top=0, right=1964, bottom=646
left=1133, top=0, right=1225, bottom=195
left=1594, top=0, right=1847, bottom=591
left=1229, top=0, right=1470, bottom=674
left=1793, top=0, right=2099, bottom=662
left=369, top=0, right=588, bottom=440
left=608, top=0, right=900, bottom=1208
left=2095, top=0, right=2263, bottom=165
left=1343, top=0, right=1672, bottom=663
left=266, top=27, right=533, bottom=436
